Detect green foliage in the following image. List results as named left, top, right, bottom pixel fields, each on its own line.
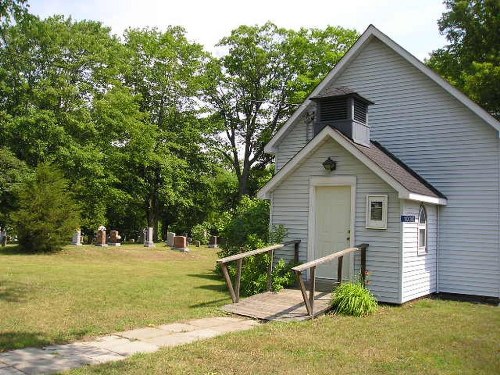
left=270, top=258, right=297, bottom=293
left=230, top=255, right=297, bottom=297
left=0, top=148, right=31, bottom=227
left=11, top=163, right=80, bottom=252
left=427, top=0, right=500, bottom=118
left=331, top=281, right=378, bottom=317
left=218, top=196, right=270, bottom=258
left=191, top=222, right=210, bottom=245
left=205, top=23, right=358, bottom=196
left=217, top=196, right=294, bottom=296
left=122, top=26, right=214, bottom=239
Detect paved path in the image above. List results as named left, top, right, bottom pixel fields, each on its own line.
left=0, top=316, right=259, bottom=375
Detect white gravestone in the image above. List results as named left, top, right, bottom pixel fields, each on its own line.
left=144, top=227, right=155, bottom=248
left=72, top=229, right=82, bottom=246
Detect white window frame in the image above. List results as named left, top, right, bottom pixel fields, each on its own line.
left=417, top=205, right=427, bottom=255
left=366, top=195, right=388, bottom=229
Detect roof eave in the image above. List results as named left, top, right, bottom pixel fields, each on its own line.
left=258, top=127, right=447, bottom=205
left=263, top=24, right=500, bottom=152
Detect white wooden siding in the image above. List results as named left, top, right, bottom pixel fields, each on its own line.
left=275, top=117, right=309, bottom=171
left=271, top=138, right=402, bottom=303
left=328, top=38, right=500, bottom=298
left=400, top=201, right=437, bottom=302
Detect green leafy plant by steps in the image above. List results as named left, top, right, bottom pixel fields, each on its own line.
left=217, top=196, right=296, bottom=296
left=331, top=281, right=378, bottom=317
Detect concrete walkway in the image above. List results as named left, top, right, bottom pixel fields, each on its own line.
left=0, top=316, right=259, bottom=375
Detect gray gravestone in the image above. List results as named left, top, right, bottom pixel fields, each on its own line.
left=166, top=232, right=175, bottom=247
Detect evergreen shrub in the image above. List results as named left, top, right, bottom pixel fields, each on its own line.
left=12, top=163, right=80, bottom=252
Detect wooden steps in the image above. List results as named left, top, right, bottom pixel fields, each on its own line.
left=221, top=289, right=331, bottom=322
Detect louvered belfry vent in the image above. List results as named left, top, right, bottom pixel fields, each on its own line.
left=319, top=97, right=348, bottom=122
left=311, top=86, right=374, bottom=147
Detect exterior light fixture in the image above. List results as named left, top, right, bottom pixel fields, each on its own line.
left=322, top=157, right=336, bottom=171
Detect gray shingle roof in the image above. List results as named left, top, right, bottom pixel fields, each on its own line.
left=335, top=129, right=445, bottom=199
left=311, top=86, right=374, bottom=104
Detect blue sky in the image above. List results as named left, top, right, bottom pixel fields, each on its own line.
left=28, top=0, right=448, bottom=60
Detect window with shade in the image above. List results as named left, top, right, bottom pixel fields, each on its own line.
left=417, top=205, right=427, bottom=255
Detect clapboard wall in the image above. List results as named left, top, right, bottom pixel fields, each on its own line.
left=271, top=138, right=402, bottom=303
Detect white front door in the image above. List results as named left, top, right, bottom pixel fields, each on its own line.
left=314, top=185, right=352, bottom=279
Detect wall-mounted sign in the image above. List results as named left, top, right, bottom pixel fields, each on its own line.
left=401, top=215, right=416, bottom=223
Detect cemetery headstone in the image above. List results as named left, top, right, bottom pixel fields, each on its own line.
left=72, top=229, right=82, bottom=246
left=166, top=232, right=175, bottom=247
left=173, top=236, right=189, bottom=252
left=144, top=227, right=155, bottom=248
left=96, top=226, right=108, bottom=247
left=109, top=230, right=121, bottom=246
left=0, top=228, right=6, bottom=247
left=209, top=235, right=219, bottom=248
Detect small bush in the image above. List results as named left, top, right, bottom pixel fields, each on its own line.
left=216, top=196, right=295, bottom=296
left=331, top=281, right=378, bottom=317
left=232, top=256, right=297, bottom=296
left=191, top=223, right=210, bottom=245
left=218, top=196, right=270, bottom=259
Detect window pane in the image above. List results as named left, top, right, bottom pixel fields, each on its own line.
left=370, top=201, right=383, bottom=221
left=419, top=207, right=427, bottom=224
left=419, top=229, right=426, bottom=247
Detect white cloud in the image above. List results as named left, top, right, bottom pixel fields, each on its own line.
left=28, top=0, right=448, bottom=60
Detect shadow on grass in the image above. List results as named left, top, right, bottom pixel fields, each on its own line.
left=186, top=272, right=221, bottom=281
left=0, top=280, right=29, bottom=302
left=0, top=245, right=48, bottom=256
left=187, top=273, right=228, bottom=293
left=0, top=331, right=52, bottom=352
left=189, top=298, right=229, bottom=309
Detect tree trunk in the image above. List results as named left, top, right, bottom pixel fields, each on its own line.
left=239, top=163, right=251, bottom=197
left=145, top=171, right=161, bottom=242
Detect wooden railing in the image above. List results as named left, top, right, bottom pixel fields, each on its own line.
left=216, top=240, right=301, bottom=303
left=292, top=243, right=369, bottom=317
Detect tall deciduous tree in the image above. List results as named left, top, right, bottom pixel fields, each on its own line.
left=123, top=27, right=213, bottom=239
left=427, top=0, right=500, bottom=118
left=0, top=147, right=30, bottom=228
left=0, top=0, right=29, bottom=35
left=205, top=23, right=358, bottom=197
left=0, top=15, right=147, bottom=229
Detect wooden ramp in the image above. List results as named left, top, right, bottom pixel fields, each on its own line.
left=222, top=289, right=331, bottom=322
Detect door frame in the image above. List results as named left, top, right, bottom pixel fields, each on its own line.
left=307, top=176, right=356, bottom=279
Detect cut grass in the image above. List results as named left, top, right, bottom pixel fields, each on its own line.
left=2, top=244, right=499, bottom=374
left=0, top=244, right=229, bottom=351
left=68, top=299, right=500, bottom=374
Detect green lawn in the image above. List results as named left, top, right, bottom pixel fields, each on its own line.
left=68, top=299, right=499, bottom=375
left=1, top=244, right=499, bottom=374
left=0, top=244, right=230, bottom=351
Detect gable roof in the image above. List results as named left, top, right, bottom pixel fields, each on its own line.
left=258, top=126, right=447, bottom=205
left=265, top=25, right=500, bottom=153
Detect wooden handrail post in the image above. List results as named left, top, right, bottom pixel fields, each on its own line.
left=294, top=241, right=299, bottom=263
left=267, top=249, right=274, bottom=291
left=360, top=244, right=367, bottom=287
left=296, top=270, right=312, bottom=316
left=337, top=255, right=343, bottom=284
left=235, top=258, right=243, bottom=302
left=221, top=263, right=237, bottom=303
left=291, top=243, right=369, bottom=317
left=309, top=266, right=316, bottom=316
